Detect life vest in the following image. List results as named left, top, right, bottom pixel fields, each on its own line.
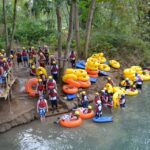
left=101, top=94, right=107, bottom=104
left=70, top=53, right=75, bottom=59
left=0, top=67, right=4, bottom=76
left=94, top=96, right=100, bottom=104
left=31, top=69, right=36, bottom=74
left=108, top=80, right=113, bottom=86
left=3, top=63, right=9, bottom=71
left=49, top=90, right=57, bottom=100
left=17, top=52, right=22, bottom=58
left=40, top=54, right=45, bottom=61
left=38, top=100, right=46, bottom=108
left=38, top=84, right=44, bottom=91
left=137, top=77, right=143, bottom=84
left=51, top=65, right=58, bottom=74
left=47, top=80, right=55, bottom=89
left=22, top=51, right=27, bottom=56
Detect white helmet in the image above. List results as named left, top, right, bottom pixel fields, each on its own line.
left=97, top=100, right=101, bottom=105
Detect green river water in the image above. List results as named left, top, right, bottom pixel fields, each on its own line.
left=0, top=83, right=150, bottom=150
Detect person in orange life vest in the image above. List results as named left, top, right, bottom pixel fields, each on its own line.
left=37, top=79, right=45, bottom=97
left=39, top=71, right=47, bottom=90
left=95, top=100, right=102, bottom=118
left=69, top=50, right=76, bottom=68
left=82, top=105, right=92, bottom=114
left=39, top=52, right=46, bottom=67
left=47, top=76, right=57, bottom=90
left=30, top=65, right=36, bottom=76
left=51, top=61, right=58, bottom=82
left=107, top=77, right=115, bottom=86
left=48, top=88, right=59, bottom=113
left=22, top=47, right=28, bottom=67
left=37, top=96, right=48, bottom=122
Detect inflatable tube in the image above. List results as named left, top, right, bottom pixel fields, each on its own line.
left=62, top=74, right=77, bottom=82
left=99, top=64, right=110, bottom=72
left=66, top=78, right=81, bottom=88
left=78, top=108, right=95, bottom=119
left=65, top=68, right=74, bottom=74
left=62, top=85, right=78, bottom=94
left=25, top=78, right=38, bottom=97
left=113, top=92, right=120, bottom=108
left=141, top=74, right=150, bottom=81
left=86, top=68, right=98, bottom=75
left=126, top=89, right=138, bottom=96
left=36, top=67, right=48, bottom=77
left=78, top=80, right=91, bottom=88
left=109, top=60, right=120, bottom=69
left=89, top=74, right=98, bottom=78
left=78, top=75, right=89, bottom=82
left=59, top=117, right=82, bottom=128
left=74, top=69, right=87, bottom=76
left=92, top=116, right=113, bottom=123
left=98, top=57, right=107, bottom=63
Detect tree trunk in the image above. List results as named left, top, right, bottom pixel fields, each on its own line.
left=63, top=2, right=75, bottom=70
left=74, top=0, right=81, bottom=58
left=3, top=0, right=8, bottom=50
left=84, top=0, right=96, bottom=59
left=56, top=5, right=62, bottom=84
left=9, top=0, right=18, bottom=50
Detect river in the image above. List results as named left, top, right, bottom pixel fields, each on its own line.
left=0, top=83, right=150, bottom=150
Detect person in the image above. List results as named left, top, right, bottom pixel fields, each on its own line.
left=37, top=79, right=45, bottom=97
left=46, top=76, right=57, bottom=90
left=69, top=50, right=76, bottom=68
left=28, top=48, right=34, bottom=67
left=50, top=55, right=56, bottom=65
left=1, top=49, right=6, bottom=57
left=82, top=105, right=92, bottom=114
left=107, top=91, right=113, bottom=110
left=7, top=55, right=14, bottom=68
left=124, top=78, right=131, bottom=90
left=48, top=88, right=59, bottom=113
left=120, top=94, right=126, bottom=108
left=51, top=61, right=58, bottom=82
left=94, top=92, right=101, bottom=105
left=44, top=46, right=49, bottom=65
left=39, top=52, right=46, bottom=67
left=37, top=96, right=48, bottom=122
left=39, top=71, right=47, bottom=91
left=101, top=89, right=108, bottom=108
left=16, top=49, right=22, bottom=67
left=81, top=91, right=89, bottom=108
left=2, top=58, right=9, bottom=72
left=130, top=84, right=137, bottom=91
left=10, top=49, right=15, bottom=57
left=107, top=77, right=115, bottom=86
left=0, top=64, right=4, bottom=88
left=95, top=100, right=102, bottom=118
left=22, top=47, right=28, bottom=67
left=69, top=110, right=80, bottom=121
left=135, top=73, right=143, bottom=93
left=30, top=65, right=36, bottom=76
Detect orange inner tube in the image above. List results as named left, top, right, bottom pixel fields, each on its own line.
left=25, top=78, right=38, bottom=97
left=86, top=68, right=98, bottom=75
left=62, top=85, right=78, bottom=94
left=89, top=74, right=98, bottom=78
left=66, top=78, right=81, bottom=88
left=78, top=80, right=91, bottom=88
left=59, top=117, right=82, bottom=128
left=78, top=109, right=95, bottom=119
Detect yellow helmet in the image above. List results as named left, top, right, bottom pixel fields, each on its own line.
left=10, top=55, right=13, bottom=58
left=95, top=92, right=99, bottom=95
left=82, top=91, right=86, bottom=95
left=31, top=65, right=35, bottom=69
left=31, top=46, right=34, bottom=49
left=75, top=111, right=80, bottom=115
left=38, top=79, right=42, bottom=82
left=108, top=77, right=111, bottom=80
left=1, top=49, right=5, bottom=52
left=88, top=105, right=92, bottom=109
left=22, top=47, right=25, bottom=50
left=3, top=58, right=7, bottom=61
left=48, top=76, right=52, bottom=79
left=39, top=71, right=43, bottom=74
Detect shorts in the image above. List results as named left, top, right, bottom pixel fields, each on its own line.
left=39, top=108, right=46, bottom=117
left=23, top=56, right=28, bottom=62
left=17, top=57, right=22, bottom=63
left=50, top=100, right=57, bottom=108
left=120, top=103, right=126, bottom=108
left=136, top=84, right=142, bottom=90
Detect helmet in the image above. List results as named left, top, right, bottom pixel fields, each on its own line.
left=97, top=100, right=101, bottom=105
left=53, top=61, right=56, bottom=64
left=108, top=77, right=111, bottom=80
left=38, top=79, right=42, bottom=82
left=75, top=111, right=80, bottom=115
left=101, top=90, right=105, bottom=93
left=48, top=76, right=52, bottom=79
left=31, top=46, right=34, bottom=49
left=31, top=65, right=35, bottom=69
left=95, top=92, right=99, bottom=95
left=125, top=78, right=129, bottom=81
left=10, top=55, right=13, bottom=58
left=88, top=105, right=92, bottom=109
left=44, top=45, right=48, bottom=48
left=22, top=47, right=25, bottom=50
left=82, top=91, right=86, bottom=95
left=39, top=71, right=43, bottom=74
left=3, top=58, right=7, bottom=61
left=1, top=49, right=5, bottom=52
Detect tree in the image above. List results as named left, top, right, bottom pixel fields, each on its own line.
left=2, top=0, right=8, bottom=50
left=84, top=0, right=96, bottom=58
left=9, top=0, right=18, bottom=50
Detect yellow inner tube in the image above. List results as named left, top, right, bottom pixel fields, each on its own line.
left=36, top=67, right=48, bottom=77
left=109, top=60, right=120, bottom=69
left=126, top=89, right=138, bottom=96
